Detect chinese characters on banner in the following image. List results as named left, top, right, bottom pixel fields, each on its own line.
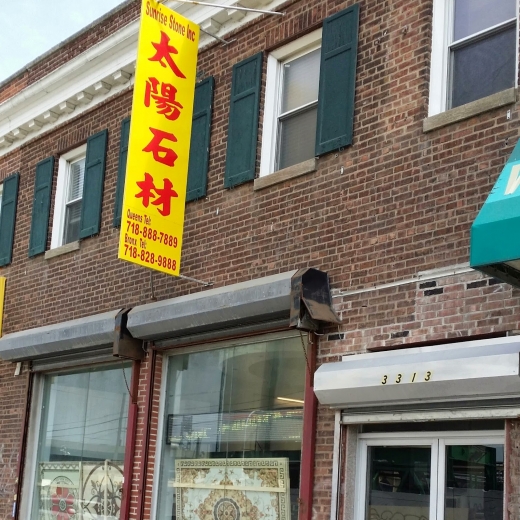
left=118, top=0, right=199, bottom=275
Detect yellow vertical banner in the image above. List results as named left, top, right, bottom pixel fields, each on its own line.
left=118, top=0, right=199, bottom=276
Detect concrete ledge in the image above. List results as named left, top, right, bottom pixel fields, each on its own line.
left=423, top=88, right=517, bottom=133
left=254, top=158, right=317, bottom=191
left=44, top=240, right=80, bottom=260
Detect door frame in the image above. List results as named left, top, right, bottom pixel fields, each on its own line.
left=354, top=430, right=505, bottom=520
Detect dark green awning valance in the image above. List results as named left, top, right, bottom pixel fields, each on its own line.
left=470, top=138, right=520, bottom=286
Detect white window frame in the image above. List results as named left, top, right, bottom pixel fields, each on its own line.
left=259, top=29, right=322, bottom=176
left=428, top=0, right=519, bottom=117
left=19, top=373, right=44, bottom=520
left=50, top=144, right=87, bottom=249
left=354, top=430, right=505, bottom=520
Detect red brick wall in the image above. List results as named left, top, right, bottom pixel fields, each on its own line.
left=0, top=0, right=519, bottom=518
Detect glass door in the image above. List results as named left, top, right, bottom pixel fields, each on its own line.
left=439, top=439, right=504, bottom=520
left=356, top=436, right=439, bottom=520
left=356, top=432, right=504, bottom=520
left=367, top=446, right=433, bottom=520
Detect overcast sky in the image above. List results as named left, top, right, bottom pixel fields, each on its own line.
left=0, top=0, right=126, bottom=83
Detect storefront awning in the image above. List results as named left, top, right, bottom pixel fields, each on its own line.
left=0, top=268, right=340, bottom=364
left=314, top=336, right=520, bottom=411
left=0, top=309, right=121, bottom=362
left=127, top=268, right=341, bottom=343
left=470, top=138, right=520, bottom=286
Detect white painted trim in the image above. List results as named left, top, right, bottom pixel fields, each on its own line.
left=341, top=407, right=520, bottom=424
left=330, top=410, right=341, bottom=520
left=271, top=29, right=323, bottom=59
left=428, top=0, right=519, bottom=117
left=358, top=430, right=505, bottom=441
left=50, top=144, right=87, bottom=250
left=259, top=29, right=322, bottom=177
left=428, top=0, right=450, bottom=116
left=260, top=54, right=282, bottom=176
left=21, top=374, right=44, bottom=520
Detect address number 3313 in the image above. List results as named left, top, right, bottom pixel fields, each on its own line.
left=381, top=371, right=433, bottom=385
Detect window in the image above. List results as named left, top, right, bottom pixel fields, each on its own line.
left=154, top=334, right=306, bottom=520
left=50, top=144, right=86, bottom=248
left=26, top=365, right=131, bottom=520
left=429, top=0, right=517, bottom=115
left=260, top=30, right=322, bottom=175
left=355, top=431, right=504, bottom=520
left=228, top=6, right=358, bottom=187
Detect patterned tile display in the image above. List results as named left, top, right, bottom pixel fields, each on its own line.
left=39, top=460, right=123, bottom=520
left=175, top=458, right=290, bottom=520
left=40, top=463, right=81, bottom=520
left=82, top=461, right=123, bottom=519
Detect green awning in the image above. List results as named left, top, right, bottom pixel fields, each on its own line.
left=470, top=138, right=520, bottom=286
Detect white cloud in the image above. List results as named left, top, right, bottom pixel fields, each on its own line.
left=0, top=0, right=125, bottom=82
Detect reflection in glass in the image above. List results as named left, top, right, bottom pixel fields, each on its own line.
left=31, top=365, right=131, bottom=520
left=63, top=158, right=85, bottom=245
left=445, top=445, right=504, bottom=520
left=156, top=337, right=306, bottom=520
left=276, top=47, right=320, bottom=171
left=454, top=0, right=515, bottom=41
left=366, top=447, right=431, bottom=520
left=281, top=48, right=321, bottom=113
left=451, top=27, right=516, bottom=108
left=277, top=107, right=318, bottom=170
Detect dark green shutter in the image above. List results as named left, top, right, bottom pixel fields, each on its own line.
left=80, top=129, right=108, bottom=239
left=28, top=156, right=54, bottom=257
left=187, top=77, right=214, bottom=202
left=224, top=52, right=263, bottom=188
left=113, top=118, right=130, bottom=227
left=0, top=173, right=20, bottom=267
left=315, top=4, right=359, bottom=156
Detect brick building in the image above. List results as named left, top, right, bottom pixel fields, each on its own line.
left=0, top=0, right=518, bottom=519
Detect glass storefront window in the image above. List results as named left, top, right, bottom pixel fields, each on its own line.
left=155, top=335, right=306, bottom=520
left=30, top=364, right=131, bottom=520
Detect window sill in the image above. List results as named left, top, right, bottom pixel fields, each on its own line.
left=254, top=158, right=317, bottom=191
left=423, top=88, right=517, bottom=133
left=44, top=240, right=80, bottom=260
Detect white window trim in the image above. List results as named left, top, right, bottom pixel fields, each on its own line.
left=50, top=143, right=87, bottom=249
left=354, top=430, right=505, bottom=520
left=20, top=373, right=45, bottom=520
left=259, top=29, right=322, bottom=177
left=428, top=0, right=519, bottom=117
